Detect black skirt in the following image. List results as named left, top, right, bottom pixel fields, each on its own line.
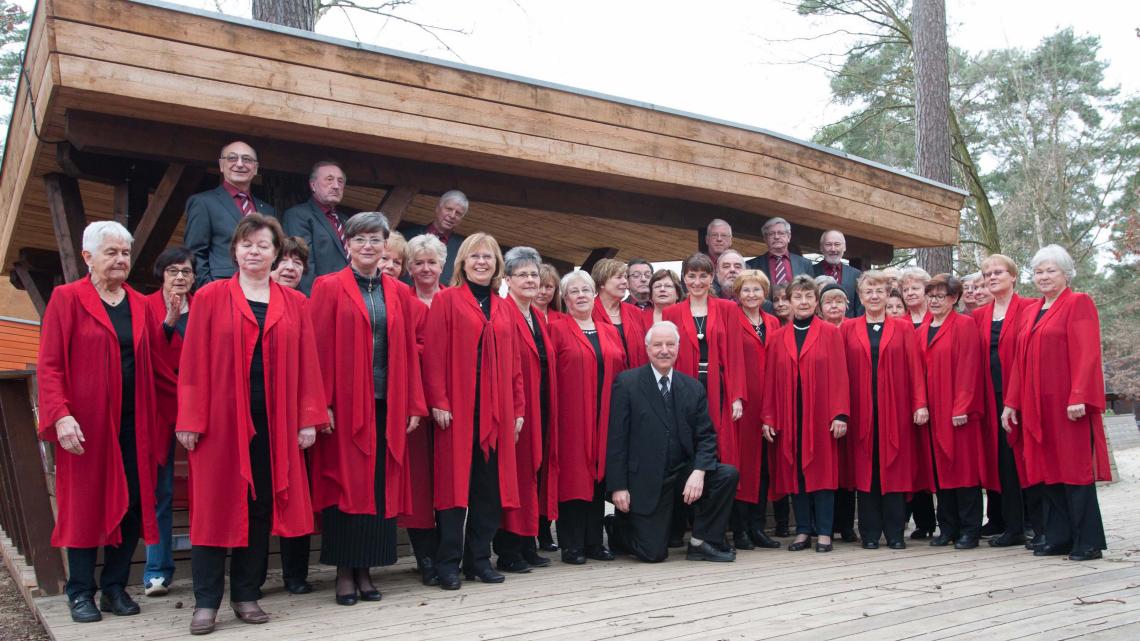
left=319, top=400, right=397, bottom=568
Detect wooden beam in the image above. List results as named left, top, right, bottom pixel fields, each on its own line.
left=113, top=179, right=150, bottom=231
left=42, top=173, right=87, bottom=282
left=377, top=185, right=419, bottom=228
left=56, top=142, right=166, bottom=187
left=544, top=257, right=574, bottom=276
left=9, top=265, right=49, bottom=318
left=581, top=247, right=618, bottom=275
left=128, top=163, right=207, bottom=283
left=9, top=249, right=67, bottom=318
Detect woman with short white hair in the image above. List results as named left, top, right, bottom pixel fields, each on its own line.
left=405, top=233, right=447, bottom=306
left=899, top=267, right=932, bottom=328
left=1003, top=245, right=1110, bottom=561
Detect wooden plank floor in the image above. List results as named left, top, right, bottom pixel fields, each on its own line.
left=35, top=449, right=1140, bottom=641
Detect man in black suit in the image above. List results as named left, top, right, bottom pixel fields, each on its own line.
left=281, top=161, right=349, bottom=294
left=744, top=217, right=813, bottom=292
left=184, top=141, right=276, bottom=288
left=812, top=229, right=864, bottom=317
left=400, top=190, right=468, bottom=285
left=606, top=321, right=739, bottom=563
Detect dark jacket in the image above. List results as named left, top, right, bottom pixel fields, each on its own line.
left=281, top=199, right=349, bottom=295
left=606, top=365, right=718, bottom=515
left=744, top=251, right=814, bottom=287
left=812, top=260, right=864, bottom=317
left=184, top=185, right=276, bottom=288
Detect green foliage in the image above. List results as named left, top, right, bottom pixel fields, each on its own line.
left=1, top=1, right=31, bottom=157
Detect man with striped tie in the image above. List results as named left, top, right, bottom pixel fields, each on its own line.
left=184, top=141, right=277, bottom=288
left=744, top=217, right=814, bottom=296
left=282, top=161, right=350, bottom=295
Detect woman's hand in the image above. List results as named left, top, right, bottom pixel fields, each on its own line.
left=515, top=417, right=524, bottom=442
left=407, top=416, right=421, bottom=434
left=762, top=424, right=776, bottom=442
left=1001, top=406, right=1018, bottom=433
left=914, top=408, right=929, bottom=425
left=55, top=416, right=85, bottom=455
left=322, top=408, right=335, bottom=434
left=1067, top=404, right=1087, bottom=421
left=952, top=415, right=967, bottom=427
left=432, top=408, right=452, bottom=429
left=298, top=427, right=317, bottom=449
left=176, top=430, right=200, bottom=451
left=731, top=399, right=743, bottom=421
left=164, top=291, right=183, bottom=326
left=830, top=420, right=847, bottom=438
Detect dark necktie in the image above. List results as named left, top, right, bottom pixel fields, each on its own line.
left=659, top=375, right=671, bottom=405
left=325, top=209, right=348, bottom=258
left=773, top=256, right=789, bottom=286
left=236, top=192, right=254, bottom=216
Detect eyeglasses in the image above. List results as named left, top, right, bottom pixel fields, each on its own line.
left=510, top=271, right=540, bottom=279
left=981, top=269, right=1007, bottom=278
left=707, top=233, right=732, bottom=240
left=926, top=293, right=948, bottom=302
left=349, top=236, right=385, bottom=247
left=765, top=230, right=791, bottom=238
left=164, top=267, right=193, bottom=277
left=220, top=154, right=259, bottom=164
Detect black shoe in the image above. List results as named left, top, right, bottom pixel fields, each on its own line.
left=980, top=520, right=1004, bottom=537
left=284, top=579, right=313, bottom=595
left=70, top=596, right=102, bottom=623
left=774, top=525, right=791, bottom=538
left=1068, top=549, right=1103, bottom=561
left=538, top=541, right=559, bottom=552
left=668, top=536, right=685, bottom=548
left=954, top=536, right=979, bottom=550
left=787, top=538, right=812, bottom=552
left=1026, top=533, right=1046, bottom=551
left=561, top=549, right=586, bottom=565
left=888, top=540, right=907, bottom=550
left=839, top=529, right=859, bottom=543
left=335, top=591, right=358, bottom=606
left=418, top=561, right=440, bottom=586
left=438, top=572, right=461, bottom=590
left=586, top=546, right=615, bottom=561
left=686, top=540, right=735, bottom=562
left=750, top=530, right=782, bottom=549
left=733, top=531, right=755, bottom=551
left=816, top=542, right=834, bottom=553
left=1034, top=543, right=1072, bottom=557
left=929, top=533, right=956, bottom=547
left=989, top=533, right=1026, bottom=547
left=464, top=566, right=506, bottom=583
left=522, top=549, right=551, bottom=567
left=910, top=529, right=932, bottom=541
left=495, top=558, right=532, bottom=574
left=862, top=540, right=880, bottom=550
left=358, top=589, right=382, bottom=602
left=99, top=591, right=140, bottom=616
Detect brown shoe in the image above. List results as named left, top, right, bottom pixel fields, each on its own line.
left=231, top=601, right=269, bottom=625
left=190, top=608, right=217, bottom=635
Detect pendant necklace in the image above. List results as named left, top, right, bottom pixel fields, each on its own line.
left=694, top=316, right=706, bottom=340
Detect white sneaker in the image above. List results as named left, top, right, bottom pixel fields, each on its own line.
left=143, top=577, right=169, bottom=597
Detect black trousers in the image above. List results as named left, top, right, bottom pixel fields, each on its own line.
left=613, top=464, right=738, bottom=563
left=492, top=530, right=538, bottom=563
left=279, top=535, right=310, bottom=584
left=994, top=427, right=1025, bottom=537
left=935, top=486, right=983, bottom=539
left=557, top=483, right=606, bottom=553
left=1042, top=483, right=1106, bottom=553
left=408, top=527, right=439, bottom=567
left=538, top=516, right=555, bottom=547
left=909, top=492, right=937, bottom=532
left=435, top=447, right=501, bottom=575
left=1025, top=484, right=1046, bottom=536
left=834, top=489, right=857, bottom=534
left=191, top=492, right=272, bottom=608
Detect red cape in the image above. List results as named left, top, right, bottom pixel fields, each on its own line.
left=664, top=298, right=746, bottom=467
left=397, top=297, right=435, bottom=529
left=145, top=290, right=191, bottom=466
left=38, top=278, right=174, bottom=547
left=549, top=315, right=626, bottom=502
left=761, top=317, right=850, bottom=497
left=308, top=268, right=426, bottom=517
left=592, top=298, right=648, bottom=369
left=423, top=284, right=525, bottom=511
left=502, top=301, right=560, bottom=535
left=1005, top=289, right=1111, bottom=485
left=973, top=295, right=1034, bottom=482
left=729, top=306, right=782, bottom=502
left=915, top=311, right=992, bottom=490
left=842, top=317, right=932, bottom=494
left=177, top=277, right=327, bottom=547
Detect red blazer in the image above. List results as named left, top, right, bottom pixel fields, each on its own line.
left=1005, top=289, right=1111, bottom=485
left=761, top=317, right=850, bottom=497
left=842, top=317, right=931, bottom=494
left=973, top=294, right=1034, bottom=481
left=730, top=306, right=782, bottom=503
left=915, top=311, right=991, bottom=490
left=308, top=268, right=426, bottom=518
left=592, top=298, right=648, bottom=369
left=423, top=284, right=525, bottom=511
left=397, top=297, right=435, bottom=529
left=664, top=298, right=746, bottom=467
left=502, top=301, right=560, bottom=534
left=38, top=279, right=175, bottom=548
left=549, top=315, right=626, bottom=502
left=177, top=277, right=327, bottom=547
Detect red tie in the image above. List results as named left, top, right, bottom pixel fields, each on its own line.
left=325, top=210, right=348, bottom=258
left=774, top=256, right=789, bottom=286
left=827, top=262, right=842, bottom=283
left=236, top=192, right=254, bottom=216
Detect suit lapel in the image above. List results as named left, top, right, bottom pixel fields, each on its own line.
left=640, top=366, right=673, bottom=427
left=312, top=200, right=344, bottom=249
left=212, top=185, right=243, bottom=224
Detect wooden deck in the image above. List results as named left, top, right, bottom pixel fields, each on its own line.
left=33, top=449, right=1140, bottom=641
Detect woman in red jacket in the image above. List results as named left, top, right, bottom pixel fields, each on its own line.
left=38, top=221, right=175, bottom=623
left=308, top=212, right=426, bottom=605
left=843, top=271, right=929, bottom=549
left=549, top=270, right=626, bottom=564
left=728, top=270, right=783, bottom=550
left=916, top=274, right=989, bottom=550
left=1003, top=245, right=1110, bottom=561
left=176, top=215, right=327, bottom=634
left=424, top=233, right=525, bottom=589
left=591, top=258, right=647, bottom=368
left=973, top=254, right=1040, bottom=549
left=762, top=275, right=850, bottom=553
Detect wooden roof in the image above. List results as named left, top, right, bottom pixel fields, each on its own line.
left=0, top=0, right=965, bottom=279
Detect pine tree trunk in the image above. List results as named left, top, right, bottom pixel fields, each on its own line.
left=252, top=0, right=316, bottom=31
left=912, top=0, right=954, bottom=275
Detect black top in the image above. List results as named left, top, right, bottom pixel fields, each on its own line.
left=1035, top=307, right=1047, bottom=325
left=469, top=281, right=493, bottom=320
left=354, top=270, right=388, bottom=400
left=752, top=321, right=766, bottom=345
left=103, top=300, right=136, bottom=426
left=927, top=323, right=940, bottom=346
left=913, top=320, right=922, bottom=330
left=584, top=328, right=604, bottom=420
left=867, top=320, right=884, bottom=419
left=248, top=300, right=269, bottom=419
left=792, top=320, right=811, bottom=355
left=163, top=310, right=189, bottom=342
left=693, top=315, right=710, bottom=375
left=531, top=315, right=550, bottom=422
left=990, top=318, right=1004, bottom=410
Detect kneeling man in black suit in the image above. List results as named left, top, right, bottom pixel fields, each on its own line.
left=606, top=321, right=739, bottom=562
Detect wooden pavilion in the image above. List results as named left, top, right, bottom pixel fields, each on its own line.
left=0, top=0, right=965, bottom=314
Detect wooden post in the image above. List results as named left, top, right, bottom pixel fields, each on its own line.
left=43, top=174, right=88, bottom=282
left=113, top=180, right=151, bottom=232
left=377, top=185, right=419, bottom=228
left=128, top=164, right=207, bottom=283
left=580, top=247, right=618, bottom=274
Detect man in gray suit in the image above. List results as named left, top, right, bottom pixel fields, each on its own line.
left=812, top=229, right=864, bottom=317
left=401, top=190, right=468, bottom=286
left=184, top=141, right=276, bottom=288
left=281, top=161, right=349, bottom=294
left=744, top=217, right=814, bottom=292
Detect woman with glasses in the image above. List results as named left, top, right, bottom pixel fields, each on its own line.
left=646, top=268, right=682, bottom=326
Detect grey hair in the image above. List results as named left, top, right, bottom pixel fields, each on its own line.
left=899, top=266, right=932, bottom=285
left=308, top=160, right=345, bottom=182
left=761, top=217, right=791, bottom=236
left=503, top=246, right=542, bottom=276
left=814, top=275, right=838, bottom=288
left=706, top=218, right=731, bottom=233
left=963, top=271, right=983, bottom=283
left=560, top=269, right=595, bottom=296
left=819, top=229, right=846, bottom=245
left=344, top=211, right=390, bottom=239
left=82, top=220, right=133, bottom=254
left=717, top=248, right=745, bottom=265
left=644, top=320, right=681, bottom=346
left=1030, top=244, right=1076, bottom=282
left=438, top=189, right=469, bottom=211
left=405, top=233, right=447, bottom=265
